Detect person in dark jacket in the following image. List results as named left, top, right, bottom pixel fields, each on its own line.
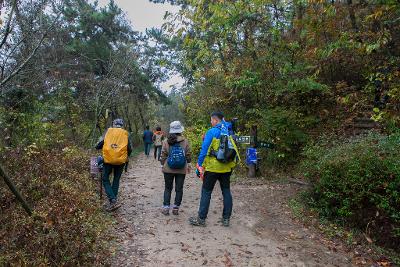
left=160, top=121, right=191, bottom=216
left=96, top=118, right=132, bottom=212
left=143, top=125, right=153, bottom=157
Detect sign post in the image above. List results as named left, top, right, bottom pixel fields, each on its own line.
left=90, top=157, right=103, bottom=200
left=235, top=126, right=275, bottom=178
left=247, top=125, right=258, bottom=178
left=236, top=135, right=252, bottom=144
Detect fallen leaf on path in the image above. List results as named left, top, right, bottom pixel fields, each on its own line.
left=377, top=259, right=391, bottom=267
left=239, top=249, right=253, bottom=255
left=254, top=229, right=263, bottom=236
left=181, top=242, right=190, bottom=252
left=364, top=234, right=373, bottom=244
left=222, top=251, right=233, bottom=267
left=277, top=252, right=288, bottom=257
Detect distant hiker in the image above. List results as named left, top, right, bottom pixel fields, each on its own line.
left=189, top=112, right=240, bottom=227
left=143, top=125, right=153, bottom=157
left=152, top=126, right=164, bottom=161
left=96, top=118, right=132, bottom=212
left=160, top=121, right=191, bottom=216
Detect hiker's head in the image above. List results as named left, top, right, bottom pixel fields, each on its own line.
left=169, top=121, right=184, bottom=134
left=210, top=111, right=223, bottom=126
left=156, top=126, right=161, bottom=131
left=113, top=118, right=124, bottom=128
left=145, top=125, right=149, bottom=130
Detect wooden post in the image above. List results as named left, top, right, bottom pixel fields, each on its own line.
left=0, top=164, right=33, bottom=216
left=248, top=125, right=258, bottom=178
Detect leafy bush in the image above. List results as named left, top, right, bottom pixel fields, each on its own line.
left=184, top=125, right=208, bottom=160
left=301, top=132, right=400, bottom=249
left=0, top=146, right=112, bottom=265
left=258, top=107, right=316, bottom=165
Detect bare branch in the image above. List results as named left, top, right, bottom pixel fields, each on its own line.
left=0, top=12, right=61, bottom=88
left=0, top=0, right=16, bottom=50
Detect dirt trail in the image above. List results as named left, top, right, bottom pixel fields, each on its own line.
left=111, top=154, right=352, bottom=267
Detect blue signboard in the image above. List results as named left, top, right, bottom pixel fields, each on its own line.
left=246, top=148, right=258, bottom=165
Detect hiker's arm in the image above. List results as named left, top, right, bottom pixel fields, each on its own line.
left=197, top=130, right=213, bottom=167
left=95, top=130, right=107, bottom=149
left=185, top=141, right=192, bottom=164
left=128, top=135, right=133, bottom=156
left=95, top=140, right=104, bottom=150
left=160, top=142, right=168, bottom=165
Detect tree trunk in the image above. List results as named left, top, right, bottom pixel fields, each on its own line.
left=248, top=164, right=256, bottom=178
left=347, top=0, right=358, bottom=32
left=0, top=164, right=33, bottom=216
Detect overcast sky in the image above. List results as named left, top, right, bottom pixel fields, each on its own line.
left=96, top=0, right=184, bottom=92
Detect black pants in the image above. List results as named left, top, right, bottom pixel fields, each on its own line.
left=154, top=145, right=162, bottom=160
left=198, top=172, right=232, bottom=219
left=163, top=173, right=186, bottom=207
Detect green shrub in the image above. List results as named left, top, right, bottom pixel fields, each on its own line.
left=301, top=132, right=400, bottom=249
left=0, top=147, right=112, bottom=265
left=258, top=107, right=316, bottom=165
left=184, top=125, right=208, bottom=161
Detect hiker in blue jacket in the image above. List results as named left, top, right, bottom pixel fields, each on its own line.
left=143, top=126, right=153, bottom=157
left=189, top=112, right=240, bottom=227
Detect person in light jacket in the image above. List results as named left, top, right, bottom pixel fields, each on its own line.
left=160, top=121, right=191, bottom=216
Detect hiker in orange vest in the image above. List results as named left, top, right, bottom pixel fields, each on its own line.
left=96, top=119, right=132, bottom=212
left=152, top=126, right=165, bottom=161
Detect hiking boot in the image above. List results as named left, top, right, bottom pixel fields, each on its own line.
left=189, top=216, right=206, bottom=227
left=219, top=217, right=230, bottom=227
left=161, top=206, right=170, bottom=216
left=106, top=201, right=121, bottom=212
left=172, top=207, right=179, bottom=215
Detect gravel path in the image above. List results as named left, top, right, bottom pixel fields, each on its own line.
left=111, top=154, right=352, bottom=267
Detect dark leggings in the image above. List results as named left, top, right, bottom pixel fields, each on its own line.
left=154, top=145, right=162, bottom=160
left=102, top=163, right=124, bottom=202
left=163, top=173, right=186, bottom=207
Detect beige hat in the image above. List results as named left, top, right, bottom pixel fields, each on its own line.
left=169, top=121, right=184, bottom=134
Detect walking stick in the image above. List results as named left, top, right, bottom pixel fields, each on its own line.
left=99, top=171, right=103, bottom=200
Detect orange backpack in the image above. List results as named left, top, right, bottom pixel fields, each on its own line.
left=103, top=128, right=128, bottom=165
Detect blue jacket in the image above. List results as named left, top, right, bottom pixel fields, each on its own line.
left=143, top=130, right=153, bottom=144
left=197, top=122, right=229, bottom=167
